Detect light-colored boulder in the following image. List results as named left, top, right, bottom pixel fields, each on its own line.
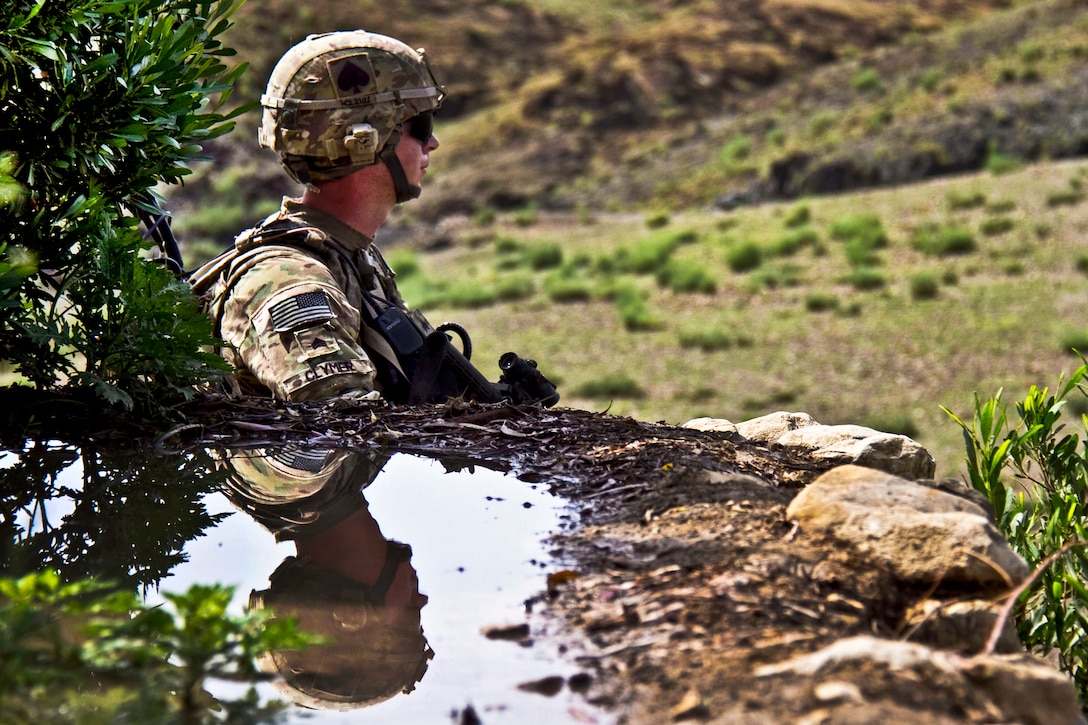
left=786, top=465, right=1029, bottom=589
left=756, top=636, right=1081, bottom=725
left=735, top=411, right=817, bottom=443
left=681, top=417, right=739, bottom=435
left=777, top=423, right=936, bottom=479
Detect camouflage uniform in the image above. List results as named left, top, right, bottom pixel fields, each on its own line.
left=187, top=31, right=445, bottom=401
left=190, top=199, right=434, bottom=401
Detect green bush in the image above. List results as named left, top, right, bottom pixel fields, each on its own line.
left=0, top=570, right=316, bottom=722
left=0, top=0, right=246, bottom=412
left=1075, top=254, right=1088, bottom=276
left=830, top=213, right=888, bottom=249
left=656, top=259, right=717, bottom=294
left=1046, top=189, right=1085, bottom=208
left=544, top=271, right=593, bottom=303
left=768, top=226, right=819, bottom=257
left=979, top=216, right=1016, bottom=236
left=614, top=284, right=662, bottom=331
left=526, top=242, right=564, bottom=270
left=851, top=67, right=884, bottom=94
left=845, top=266, right=886, bottom=291
left=908, top=271, right=940, bottom=300
left=783, top=204, right=812, bottom=228
left=573, top=374, right=646, bottom=399
left=911, top=223, right=977, bottom=256
left=944, top=364, right=1088, bottom=703
left=678, top=328, right=734, bottom=352
left=614, top=230, right=686, bottom=274
left=804, top=292, right=839, bottom=313
left=645, top=210, right=671, bottom=229
left=725, top=241, right=763, bottom=273
left=1059, top=329, right=1088, bottom=355
left=946, top=189, right=987, bottom=211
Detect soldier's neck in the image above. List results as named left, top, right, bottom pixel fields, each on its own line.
left=301, top=169, right=393, bottom=238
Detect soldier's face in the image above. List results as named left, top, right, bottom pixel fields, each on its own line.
left=395, top=120, right=439, bottom=189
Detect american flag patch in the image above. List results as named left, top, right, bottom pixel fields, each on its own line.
left=269, top=290, right=334, bottom=332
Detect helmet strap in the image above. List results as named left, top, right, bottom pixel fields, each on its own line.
left=379, top=145, right=421, bottom=204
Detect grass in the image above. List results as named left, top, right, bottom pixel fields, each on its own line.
left=402, top=157, right=1088, bottom=479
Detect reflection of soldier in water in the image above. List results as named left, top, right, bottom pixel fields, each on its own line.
left=216, top=446, right=433, bottom=711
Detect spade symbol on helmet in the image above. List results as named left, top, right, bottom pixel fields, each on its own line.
left=337, top=60, right=372, bottom=94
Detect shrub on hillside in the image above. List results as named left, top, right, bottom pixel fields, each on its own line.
left=909, top=271, right=940, bottom=300
left=726, top=241, right=763, bottom=273
left=911, top=223, right=977, bottom=256
left=573, top=374, right=647, bottom=400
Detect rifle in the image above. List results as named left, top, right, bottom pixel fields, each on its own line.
left=370, top=303, right=559, bottom=407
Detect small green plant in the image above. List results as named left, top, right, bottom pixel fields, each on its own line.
left=845, top=266, right=886, bottom=291
left=656, top=259, right=717, bottom=294
left=783, top=204, right=812, bottom=228
left=946, top=189, right=987, bottom=211
left=985, top=144, right=1023, bottom=175
left=804, top=292, right=839, bottom=313
left=918, top=68, right=942, bottom=93
left=830, top=213, right=888, bottom=248
left=677, top=328, right=734, bottom=352
left=1059, top=329, right=1088, bottom=355
left=943, top=363, right=1088, bottom=702
left=1046, top=189, right=1085, bottom=208
left=725, top=240, right=763, bottom=273
left=645, top=210, right=671, bottom=229
left=769, top=226, right=819, bottom=257
left=614, top=284, right=662, bottom=332
left=1075, top=254, right=1088, bottom=276
left=807, top=110, right=837, bottom=137
left=473, top=206, right=498, bottom=227
left=512, top=202, right=539, bottom=227
left=614, top=230, right=686, bottom=274
left=851, top=67, right=884, bottom=94
left=908, top=271, right=940, bottom=300
left=573, top=374, right=646, bottom=400
left=526, top=242, right=564, bottom=270
left=911, top=223, right=978, bottom=256
left=543, top=271, right=593, bottom=303
left=980, top=216, right=1016, bottom=236
left=0, top=570, right=316, bottom=722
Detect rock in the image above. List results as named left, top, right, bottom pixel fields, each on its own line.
left=755, top=636, right=1081, bottom=725
left=736, top=411, right=818, bottom=443
left=786, top=465, right=1029, bottom=589
left=961, top=654, right=1084, bottom=725
left=681, top=417, right=740, bottom=436
left=669, top=688, right=710, bottom=721
left=777, top=423, right=936, bottom=479
left=755, top=635, right=949, bottom=677
left=903, top=599, right=1021, bottom=655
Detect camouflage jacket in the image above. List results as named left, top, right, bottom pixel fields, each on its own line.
left=189, top=198, right=433, bottom=401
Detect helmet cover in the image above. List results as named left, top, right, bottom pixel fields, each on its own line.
left=259, top=31, right=445, bottom=184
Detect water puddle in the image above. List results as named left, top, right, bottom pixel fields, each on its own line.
left=1, top=441, right=607, bottom=724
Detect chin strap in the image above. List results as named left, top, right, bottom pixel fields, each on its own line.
left=379, top=145, right=421, bottom=204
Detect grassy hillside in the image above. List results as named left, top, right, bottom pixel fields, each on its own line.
left=392, top=158, right=1088, bottom=479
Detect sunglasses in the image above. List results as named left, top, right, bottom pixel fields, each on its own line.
left=405, top=112, right=434, bottom=144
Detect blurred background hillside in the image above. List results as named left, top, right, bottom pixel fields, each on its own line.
left=172, top=0, right=1088, bottom=248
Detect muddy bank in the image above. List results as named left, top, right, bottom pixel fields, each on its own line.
left=6, top=393, right=1081, bottom=723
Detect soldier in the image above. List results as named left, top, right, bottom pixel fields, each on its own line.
left=190, top=30, right=558, bottom=407
left=190, top=30, right=446, bottom=402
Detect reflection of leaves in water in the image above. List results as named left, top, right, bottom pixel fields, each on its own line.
left=0, top=442, right=228, bottom=589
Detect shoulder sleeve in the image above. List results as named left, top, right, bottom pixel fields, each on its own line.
left=218, top=247, right=377, bottom=401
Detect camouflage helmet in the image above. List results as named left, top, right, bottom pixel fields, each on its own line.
left=259, top=31, right=445, bottom=185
